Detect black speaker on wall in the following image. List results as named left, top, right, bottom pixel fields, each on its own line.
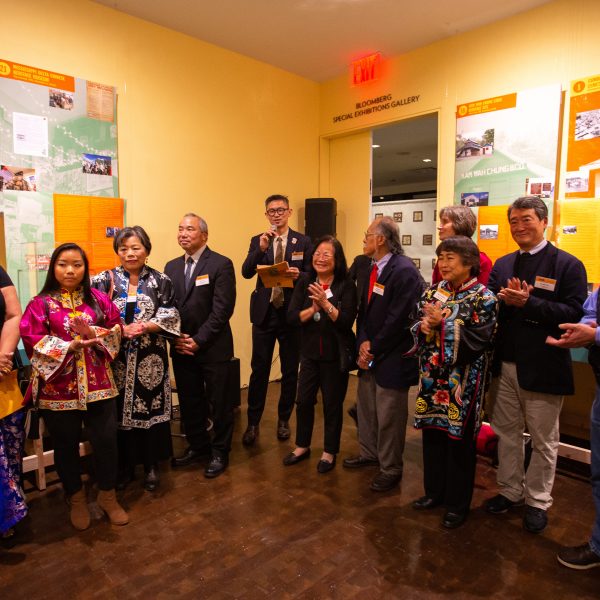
left=305, top=198, right=337, bottom=241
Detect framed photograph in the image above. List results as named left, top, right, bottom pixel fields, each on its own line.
left=393, top=211, right=402, bottom=223
left=432, top=258, right=437, bottom=270
left=422, top=234, right=433, bottom=246
left=401, top=234, right=412, bottom=246
left=374, top=212, right=384, bottom=218
left=412, top=258, right=421, bottom=269
left=413, top=210, right=423, bottom=222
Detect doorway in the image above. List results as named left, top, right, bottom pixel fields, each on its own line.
left=371, top=113, right=439, bottom=281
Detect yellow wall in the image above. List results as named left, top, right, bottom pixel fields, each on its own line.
left=0, top=0, right=320, bottom=385
left=319, top=0, right=600, bottom=232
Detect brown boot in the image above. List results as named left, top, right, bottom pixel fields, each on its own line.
left=97, top=489, right=129, bottom=526
left=69, top=489, right=91, bottom=531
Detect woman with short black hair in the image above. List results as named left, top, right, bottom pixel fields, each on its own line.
left=92, top=226, right=180, bottom=492
left=284, top=236, right=357, bottom=473
left=410, top=236, right=497, bottom=528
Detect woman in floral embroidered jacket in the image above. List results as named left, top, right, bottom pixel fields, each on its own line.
left=92, top=226, right=180, bottom=492
left=20, top=243, right=128, bottom=531
left=410, top=236, right=497, bottom=529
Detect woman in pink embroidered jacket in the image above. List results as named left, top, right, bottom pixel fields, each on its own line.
left=19, top=243, right=128, bottom=531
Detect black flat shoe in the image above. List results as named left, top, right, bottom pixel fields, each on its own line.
left=144, top=465, right=160, bottom=492
left=442, top=510, right=468, bottom=529
left=282, top=449, right=311, bottom=466
left=317, top=456, right=336, bottom=473
left=412, top=495, right=442, bottom=510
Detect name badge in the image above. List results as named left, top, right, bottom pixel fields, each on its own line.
left=433, top=288, right=451, bottom=303
left=127, top=295, right=137, bottom=303
left=372, top=282, right=385, bottom=297
left=325, top=288, right=333, bottom=299
left=195, top=274, right=210, bottom=286
left=291, top=251, right=303, bottom=261
left=534, top=276, right=556, bottom=292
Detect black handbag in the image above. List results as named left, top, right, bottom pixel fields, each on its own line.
left=335, top=328, right=357, bottom=373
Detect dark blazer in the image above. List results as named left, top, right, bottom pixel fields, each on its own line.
left=488, top=243, right=587, bottom=395
left=164, top=246, right=236, bottom=363
left=287, top=273, right=357, bottom=361
left=356, top=253, right=422, bottom=389
left=241, top=228, right=312, bottom=327
left=349, top=254, right=372, bottom=301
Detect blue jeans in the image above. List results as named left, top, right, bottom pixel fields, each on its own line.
left=590, top=386, right=600, bottom=555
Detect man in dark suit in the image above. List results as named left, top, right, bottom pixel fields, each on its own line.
left=165, top=213, right=236, bottom=478
left=241, top=194, right=312, bottom=445
left=343, top=216, right=422, bottom=492
left=484, top=196, right=587, bottom=533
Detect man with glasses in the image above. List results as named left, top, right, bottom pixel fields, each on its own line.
left=343, top=216, right=422, bottom=492
left=241, top=194, right=312, bottom=445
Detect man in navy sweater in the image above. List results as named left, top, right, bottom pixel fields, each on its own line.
left=484, top=196, right=587, bottom=533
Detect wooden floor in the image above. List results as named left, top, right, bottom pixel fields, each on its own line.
left=1, top=376, right=599, bottom=599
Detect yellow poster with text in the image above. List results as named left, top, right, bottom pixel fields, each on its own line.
left=54, top=194, right=123, bottom=275
left=556, top=198, right=600, bottom=282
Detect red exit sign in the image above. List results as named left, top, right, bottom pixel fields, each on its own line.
left=352, top=53, right=381, bottom=85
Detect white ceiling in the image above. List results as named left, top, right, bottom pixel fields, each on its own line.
left=92, top=0, right=551, bottom=82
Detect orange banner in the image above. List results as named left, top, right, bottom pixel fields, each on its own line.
left=54, top=194, right=123, bottom=275
left=457, top=93, right=517, bottom=118
left=0, top=59, right=75, bottom=92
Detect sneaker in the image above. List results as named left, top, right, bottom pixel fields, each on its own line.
left=484, top=494, right=524, bottom=514
left=557, top=544, right=600, bottom=570
left=523, top=505, right=547, bottom=534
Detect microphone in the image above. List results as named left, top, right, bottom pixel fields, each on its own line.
left=268, top=224, right=277, bottom=249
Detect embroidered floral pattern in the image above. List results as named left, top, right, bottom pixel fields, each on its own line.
left=20, top=288, right=122, bottom=411
left=411, top=281, right=498, bottom=438
left=92, top=266, right=180, bottom=429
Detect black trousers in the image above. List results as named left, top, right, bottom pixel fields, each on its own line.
left=295, top=358, right=349, bottom=454
left=422, top=408, right=477, bottom=514
left=172, top=356, right=233, bottom=459
left=41, top=398, right=118, bottom=496
left=247, top=305, right=300, bottom=426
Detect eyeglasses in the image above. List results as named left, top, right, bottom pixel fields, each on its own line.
left=313, top=252, right=333, bottom=259
left=266, top=208, right=288, bottom=216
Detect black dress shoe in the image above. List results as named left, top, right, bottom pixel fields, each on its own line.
left=370, top=471, right=401, bottom=492
left=282, top=449, right=311, bottom=466
left=171, top=447, right=209, bottom=468
left=204, top=456, right=228, bottom=478
left=442, top=510, right=468, bottom=529
left=343, top=455, right=379, bottom=469
left=523, top=505, right=548, bottom=534
left=412, top=495, right=442, bottom=510
left=144, top=465, right=160, bottom=492
left=317, top=456, right=336, bottom=474
left=277, top=420, right=290, bottom=440
left=242, top=425, right=259, bottom=446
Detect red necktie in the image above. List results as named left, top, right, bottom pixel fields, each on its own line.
left=367, top=264, right=378, bottom=302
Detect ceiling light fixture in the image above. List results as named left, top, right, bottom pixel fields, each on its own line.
left=372, top=144, right=380, bottom=148
left=422, top=158, right=432, bottom=162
